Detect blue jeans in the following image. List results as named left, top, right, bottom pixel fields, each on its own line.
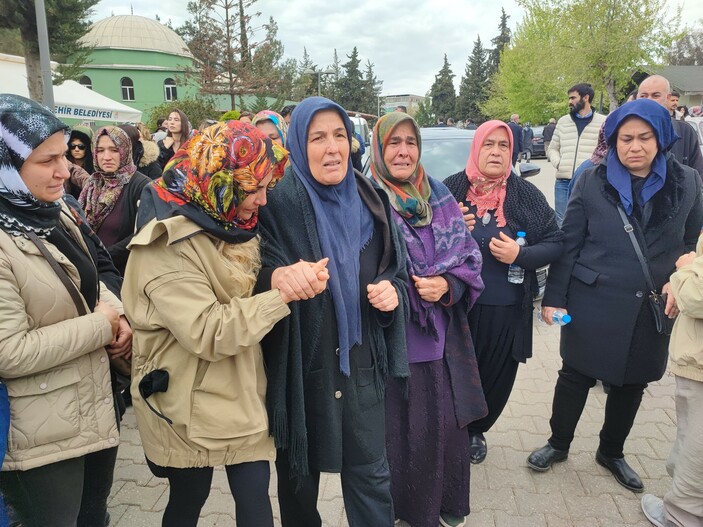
left=554, top=179, right=571, bottom=227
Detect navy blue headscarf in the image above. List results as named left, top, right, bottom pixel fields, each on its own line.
left=604, top=98, right=678, bottom=215
left=286, top=97, right=374, bottom=376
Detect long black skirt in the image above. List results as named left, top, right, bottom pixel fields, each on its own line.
left=467, top=304, right=522, bottom=434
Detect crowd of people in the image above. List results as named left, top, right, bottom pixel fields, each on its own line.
left=0, top=70, right=701, bottom=527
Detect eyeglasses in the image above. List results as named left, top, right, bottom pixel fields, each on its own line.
left=69, top=144, right=86, bottom=151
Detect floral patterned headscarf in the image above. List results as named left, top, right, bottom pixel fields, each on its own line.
left=151, top=120, right=288, bottom=242
left=79, top=126, right=137, bottom=231
left=251, top=110, right=288, bottom=146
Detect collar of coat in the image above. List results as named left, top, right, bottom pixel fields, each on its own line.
left=140, top=140, right=160, bottom=167
left=129, top=215, right=205, bottom=249
left=597, top=153, right=689, bottom=229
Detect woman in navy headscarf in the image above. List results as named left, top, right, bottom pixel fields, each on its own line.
left=528, top=99, right=703, bottom=492
left=255, top=97, right=410, bottom=527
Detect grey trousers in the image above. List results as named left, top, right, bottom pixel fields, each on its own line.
left=664, top=375, right=703, bottom=526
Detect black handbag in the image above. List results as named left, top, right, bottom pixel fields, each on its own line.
left=616, top=205, right=675, bottom=336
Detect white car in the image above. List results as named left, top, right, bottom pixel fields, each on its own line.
left=685, top=117, right=703, bottom=157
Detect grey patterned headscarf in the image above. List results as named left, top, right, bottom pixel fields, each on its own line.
left=0, top=94, right=69, bottom=237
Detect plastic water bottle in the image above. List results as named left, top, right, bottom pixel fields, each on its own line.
left=537, top=310, right=572, bottom=326
left=507, top=231, right=527, bottom=284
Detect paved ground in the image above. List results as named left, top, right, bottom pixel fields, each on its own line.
left=107, top=159, right=675, bottom=526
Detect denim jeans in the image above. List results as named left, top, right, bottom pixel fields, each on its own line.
left=554, top=178, right=571, bottom=227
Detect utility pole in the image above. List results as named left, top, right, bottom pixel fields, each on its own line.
left=35, top=0, right=54, bottom=108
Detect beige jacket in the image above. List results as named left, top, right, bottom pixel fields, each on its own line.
left=123, top=216, right=290, bottom=468
left=0, top=203, right=122, bottom=471
left=669, top=234, right=703, bottom=382
left=547, top=112, right=606, bottom=179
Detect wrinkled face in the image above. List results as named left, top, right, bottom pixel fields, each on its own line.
left=167, top=111, right=182, bottom=134
left=236, top=172, right=273, bottom=221
left=383, top=121, right=419, bottom=181
left=477, top=128, right=511, bottom=179
left=96, top=135, right=121, bottom=174
left=256, top=120, right=282, bottom=146
left=306, top=110, right=350, bottom=186
left=568, top=91, right=586, bottom=114
left=19, top=132, right=70, bottom=203
left=637, top=78, right=669, bottom=108
left=68, top=139, right=86, bottom=160
left=616, top=117, right=658, bottom=178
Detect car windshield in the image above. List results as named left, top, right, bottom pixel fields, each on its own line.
left=420, top=131, right=474, bottom=180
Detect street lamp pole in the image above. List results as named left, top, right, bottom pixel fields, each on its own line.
left=304, top=68, right=335, bottom=98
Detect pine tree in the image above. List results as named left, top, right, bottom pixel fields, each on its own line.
left=336, top=47, right=365, bottom=112
left=291, top=47, right=317, bottom=101
left=489, top=8, right=511, bottom=76
left=429, top=54, right=456, bottom=122
left=456, top=36, right=489, bottom=123
left=0, top=0, right=100, bottom=101
left=361, top=60, right=383, bottom=115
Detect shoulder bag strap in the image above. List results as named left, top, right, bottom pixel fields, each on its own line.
left=25, top=230, right=88, bottom=317
left=616, top=203, right=657, bottom=293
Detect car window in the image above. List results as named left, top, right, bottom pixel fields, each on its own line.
left=421, top=137, right=473, bottom=180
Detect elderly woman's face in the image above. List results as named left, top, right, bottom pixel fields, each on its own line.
left=383, top=121, right=419, bottom=181
left=256, top=120, right=282, bottom=146
left=96, top=135, right=121, bottom=174
left=19, top=132, right=70, bottom=203
left=306, top=110, right=350, bottom=186
left=478, top=128, right=511, bottom=178
left=616, top=117, right=657, bottom=177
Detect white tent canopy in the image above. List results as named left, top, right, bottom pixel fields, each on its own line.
left=0, top=53, right=142, bottom=123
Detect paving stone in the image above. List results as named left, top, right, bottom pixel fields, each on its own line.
left=488, top=466, right=536, bottom=492
left=106, top=504, right=129, bottom=525
left=495, top=510, right=547, bottom=527
left=513, top=488, right=568, bottom=518
left=200, top=489, right=235, bottom=517
left=109, top=481, right=167, bottom=510
left=317, top=495, right=344, bottom=527
left=531, top=467, right=585, bottom=497
left=113, top=460, right=155, bottom=486
left=563, top=494, right=622, bottom=521
left=471, top=487, right=518, bottom=514
left=113, top=506, right=163, bottom=526
left=466, top=509, right=495, bottom=526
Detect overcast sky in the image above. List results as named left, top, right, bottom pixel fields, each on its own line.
left=90, top=0, right=703, bottom=97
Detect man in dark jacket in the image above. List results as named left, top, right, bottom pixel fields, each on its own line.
left=638, top=75, right=703, bottom=176
left=507, top=114, right=523, bottom=167
left=543, top=118, right=556, bottom=152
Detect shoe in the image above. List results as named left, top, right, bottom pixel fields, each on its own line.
left=596, top=449, right=644, bottom=492
left=439, top=512, right=466, bottom=527
left=527, top=444, right=569, bottom=472
left=641, top=494, right=666, bottom=527
left=469, top=432, right=487, bottom=464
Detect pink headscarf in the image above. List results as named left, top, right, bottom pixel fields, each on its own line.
left=464, top=120, right=513, bottom=227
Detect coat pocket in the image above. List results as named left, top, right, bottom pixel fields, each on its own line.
left=572, top=262, right=600, bottom=286
left=6, top=364, right=82, bottom=452
left=356, top=366, right=381, bottom=410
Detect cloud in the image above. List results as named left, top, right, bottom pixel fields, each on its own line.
left=90, top=0, right=700, bottom=97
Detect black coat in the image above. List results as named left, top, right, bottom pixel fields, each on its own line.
left=255, top=170, right=409, bottom=478
left=543, top=156, right=703, bottom=385
left=444, top=171, right=564, bottom=362
left=671, top=118, right=703, bottom=176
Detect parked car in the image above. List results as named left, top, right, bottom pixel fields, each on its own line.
left=366, top=126, right=548, bottom=299
left=686, top=117, right=703, bottom=157
left=531, top=125, right=546, bottom=158
left=417, top=126, right=541, bottom=181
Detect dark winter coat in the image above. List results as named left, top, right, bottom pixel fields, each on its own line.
left=444, top=171, right=564, bottom=362
left=507, top=121, right=523, bottom=158
left=542, top=156, right=703, bottom=385
left=255, top=170, right=409, bottom=479
left=543, top=123, right=556, bottom=143
left=671, top=118, right=703, bottom=176
left=137, top=140, right=163, bottom=180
